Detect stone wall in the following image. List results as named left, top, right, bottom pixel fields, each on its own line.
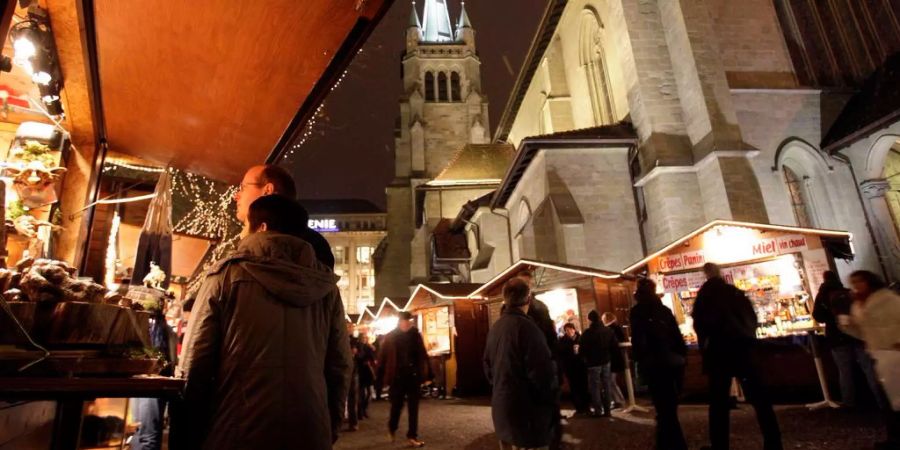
left=377, top=184, right=415, bottom=301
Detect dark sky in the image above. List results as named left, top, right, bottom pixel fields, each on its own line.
left=283, top=0, right=547, bottom=209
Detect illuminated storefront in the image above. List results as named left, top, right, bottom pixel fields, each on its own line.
left=625, top=220, right=854, bottom=343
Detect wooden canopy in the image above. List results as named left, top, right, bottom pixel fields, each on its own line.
left=49, top=0, right=392, bottom=182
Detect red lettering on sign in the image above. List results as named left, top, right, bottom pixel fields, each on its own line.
left=683, top=252, right=705, bottom=267
left=752, top=239, right=777, bottom=257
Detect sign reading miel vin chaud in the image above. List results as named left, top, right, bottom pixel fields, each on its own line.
left=656, top=234, right=809, bottom=273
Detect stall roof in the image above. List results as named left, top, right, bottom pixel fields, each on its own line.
left=356, top=307, right=377, bottom=326
left=622, top=220, right=854, bottom=274
left=405, top=283, right=482, bottom=311
left=469, top=259, right=631, bottom=299
left=64, top=0, right=392, bottom=182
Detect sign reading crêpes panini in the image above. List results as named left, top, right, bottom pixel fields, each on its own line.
left=656, top=233, right=809, bottom=273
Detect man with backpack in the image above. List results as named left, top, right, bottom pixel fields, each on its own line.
left=692, top=263, right=782, bottom=450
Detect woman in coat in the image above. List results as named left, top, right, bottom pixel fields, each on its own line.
left=842, top=270, right=900, bottom=448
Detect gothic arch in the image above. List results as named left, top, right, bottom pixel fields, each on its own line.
left=424, top=71, right=436, bottom=102
left=438, top=72, right=449, bottom=102
left=450, top=72, right=461, bottom=102
left=579, top=7, right=615, bottom=126
left=865, top=132, right=900, bottom=180
left=774, top=138, right=838, bottom=228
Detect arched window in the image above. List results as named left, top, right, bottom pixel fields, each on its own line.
left=424, top=72, right=436, bottom=102
left=783, top=166, right=814, bottom=228
left=579, top=10, right=615, bottom=125
left=438, top=72, right=449, bottom=102
left=451, top=72, right=461, bottom=101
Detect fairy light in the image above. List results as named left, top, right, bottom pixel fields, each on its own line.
left=104, top=211, right=121, bottom=290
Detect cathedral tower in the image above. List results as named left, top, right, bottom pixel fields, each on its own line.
left=377, top=1, right=492, bottom=301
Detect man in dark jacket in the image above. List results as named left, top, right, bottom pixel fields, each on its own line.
left=484, top=278, right=558, bottom=449
left=580, top=310, right=617, bottom=417
left=692, top=263, right=782, bottom=450
left=602, top=312, right=628, bottom=408
left=233, top=165, right=334, bottom=268
left=379, top=311, right=429, bottom=448
left=177, top=195, right=351, bottom=450
left=559, top=323, right=590, bottom=414
left=631, top=278, right=688, bottom=450
left=813, top=270, right=880, bottom=408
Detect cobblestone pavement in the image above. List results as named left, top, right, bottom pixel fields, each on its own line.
left=335, top=397, right=886, bottom=450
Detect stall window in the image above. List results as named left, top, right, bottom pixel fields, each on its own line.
left=783, top=166, right=814, bottom=228
left=357, top=246, right=373, bottom=264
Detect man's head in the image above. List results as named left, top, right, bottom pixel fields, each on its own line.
left=503, top=278, right=531, bottom=311
left=235, top=165, right=297, bottom=222
left=247, top=195, right=306, bottom=235
left=601, top=312, right=617, bottom=326
left=703, top=263, right=721, bottom=280
left=397, top=311, right=414, bottom=332
left=850, top=270, right=886, bottom=301
left=517, top=270, right=535, bottom=289
left=588, top=310, right=600, bottom=324
left=563, top=322, right=577, bottom=338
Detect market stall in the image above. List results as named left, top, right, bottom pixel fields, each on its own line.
left=0, top=0, right=393, bottom=448
left=623, top=220, right=855, bottom=399
left=404, top=283, right=484, bottom=397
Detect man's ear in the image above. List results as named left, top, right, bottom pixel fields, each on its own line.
left=259, top=222, right=268, bottom=232
left=262, top=183, right=276, bottom=196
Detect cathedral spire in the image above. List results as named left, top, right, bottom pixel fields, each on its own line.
left=422, top=0, right=453, bottom=43
left=457, top=1, right=472, bottom=32
left=409, top=1, right=422, bottom=29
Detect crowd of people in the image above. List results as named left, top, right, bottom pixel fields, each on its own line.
left=129, top=164, right=900, bottom=450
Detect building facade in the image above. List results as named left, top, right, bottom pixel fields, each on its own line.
left=378, top=0, right=513, bottom=301
left=458, top=0, right=900, bottom=283
left=301, top=199, right=387, bottom=315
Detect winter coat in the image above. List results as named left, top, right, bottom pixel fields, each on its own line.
left=379, top=327, right=431, bottom=386
left=607, top=322, right=627, bottom=372
left=176, top=232, right=351, bottom=450
left=484, top=308, right=558, bottom=448
left=579, top=322, right=617, bottom=368
left=558, top=333, right=585, bottom=374
left=842, top=288, right=900, bottom=410
left=630, top=297, right=687, bottom=372
left=812, top=280, right=859, bottom=347
left=355, top=341, right=377, bottom=386
left=692, top=277, right=758, bottom=372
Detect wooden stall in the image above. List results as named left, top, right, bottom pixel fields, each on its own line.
left=623, top=220, right=855, bottom=400
left=404, top=283, right=486, bottom=397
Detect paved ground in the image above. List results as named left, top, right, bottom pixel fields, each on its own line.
left=335, top=397, right=886, bottom=450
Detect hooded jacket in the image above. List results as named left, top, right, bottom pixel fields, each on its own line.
left=176, top=232, right=351, bottom=450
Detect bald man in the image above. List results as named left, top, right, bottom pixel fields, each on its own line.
left=234, top=165, right=335, bottom=268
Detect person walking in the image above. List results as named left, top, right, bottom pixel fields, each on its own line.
left=484, top=278, right=559, bottom=450
left=559, top=323, right=591, bottom=415
left=630, top=278, right=688, bottom=450
left=602, top=312, right=628, bottom=409
left=580, top=310, right=617, bottom=417
left=347, top=327, right=361, bottom=432
left=841, top=270, right=900, bottom=449
left=813, top=270, right=883, bottom=409
left=356, top=330, right=377, bottom=419
left=693, top=263, right=782, bottom=450
left=379, top=311, right=430, bottom=448
left=176, top=195, right=351, bottom=450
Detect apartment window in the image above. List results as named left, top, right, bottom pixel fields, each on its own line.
left=333, top=246, right=346, bottom=265
left=356, top=246, right=373, bottom=264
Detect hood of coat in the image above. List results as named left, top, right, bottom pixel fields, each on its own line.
left=218, top=231, right=339, bottom=308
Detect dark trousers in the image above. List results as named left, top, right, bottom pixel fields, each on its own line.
left=645, top=366, right=687, bottom=450
left=565, top=366, right=590, bottom=413
left=707, top=361, right=782, bottom=450
left=389, top=376, right=420, bottom=439
left=359, top=382, right=372, bottom=418
left=348, top=372, right=360, bottom=427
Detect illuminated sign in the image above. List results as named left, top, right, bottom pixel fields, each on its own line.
left=308, top=219, right=339, bottom=232
left=657, top=232, right=810, bottom=273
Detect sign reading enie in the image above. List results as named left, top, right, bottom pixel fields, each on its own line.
left=308, top=219, right=339, bottom=232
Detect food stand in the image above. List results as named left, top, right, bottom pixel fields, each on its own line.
left=0, top=0, right=393, bottom=448
left=623, top=220, right=855, bottom=398
left=404, top=283, right=484, bottom=397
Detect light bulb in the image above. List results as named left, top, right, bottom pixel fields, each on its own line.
left=13, top=37, right=36, bottom=60
left=32, top=71, right=51, bottom=85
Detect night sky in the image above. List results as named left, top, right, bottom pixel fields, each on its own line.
left=283, top=0, right=547, bottom=209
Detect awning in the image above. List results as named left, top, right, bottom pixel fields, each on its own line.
left=48, top=0, right=392, bottom=182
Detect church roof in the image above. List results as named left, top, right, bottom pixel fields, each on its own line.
left=422, top=0, right=454, bottom=43
left=822, top=52, right=900, bottom=153
left=432, top=143, right=516, bottom=183
left=456, top=2, right=472, bottom=31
